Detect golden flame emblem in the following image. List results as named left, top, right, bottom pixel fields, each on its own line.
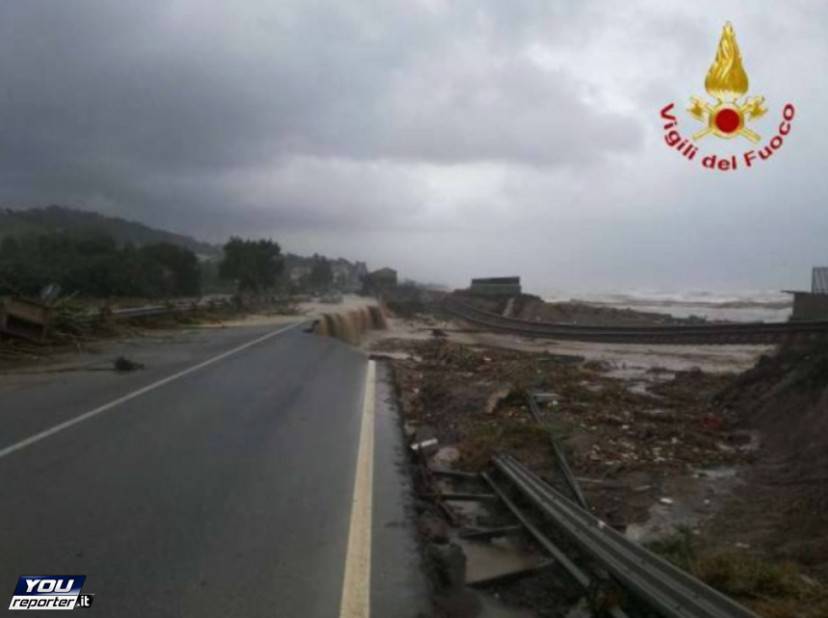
left=688, top=22, right=766, bottom=142
left=704, top=22, right=748, bottom=100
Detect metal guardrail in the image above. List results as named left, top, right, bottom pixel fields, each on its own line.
left=444, top=296, right=828, bottom=344
left=0, top=294, right=237, bottom=341
left=526, top=393, right=589, bottom=510
left=69, top=297, right=233, bottom=326
left=493, top=454, right=758, bottom=618
left=111, top=305, right=174, bottom=318
left=71, top=304, right=184, bottom=325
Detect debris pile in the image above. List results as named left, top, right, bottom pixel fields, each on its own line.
left=379, top=321, right=828, bottom=616
left=383, top=337, right=747, bottom=527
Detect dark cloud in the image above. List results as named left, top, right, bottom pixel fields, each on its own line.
left=0, top=1, right=824, bottom=292
left=0, top=2, right=639, bottom=195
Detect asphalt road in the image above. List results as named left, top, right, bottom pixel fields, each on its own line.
left=0, top=323, right=428, bottom=616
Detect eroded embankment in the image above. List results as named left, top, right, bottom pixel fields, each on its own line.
left=710, top=342, right=828, bottom=574
left=312, top=305, right=387, bottom=345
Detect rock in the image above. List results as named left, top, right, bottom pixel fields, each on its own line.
left=484, top=386, right=511, bottom=415
left=114, top=356, right=144, bottom=372
left=431, top=446, right=460, bottom=467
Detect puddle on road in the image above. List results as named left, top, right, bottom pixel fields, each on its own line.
left=440, top=490, right=546, bottom=587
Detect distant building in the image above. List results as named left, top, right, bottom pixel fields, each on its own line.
left=288, top=265, right=312, bottom=282
left=362, top=267, right=398, bottom=293
left=469, top=276, right=522, bottom=297
left=785, top=267, right=828, bottom=320
left=283, top=254, right=367, bottom=292
left=331, top=260, right=368, bottom=292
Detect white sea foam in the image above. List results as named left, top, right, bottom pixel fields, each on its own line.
left=541, top=289, right=792, bottom=323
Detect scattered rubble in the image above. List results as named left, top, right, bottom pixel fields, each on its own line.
left=377, top=322, right=828, bottom=617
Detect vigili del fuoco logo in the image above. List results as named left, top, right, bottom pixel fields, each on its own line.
left=660, top=22, right=795, bottom=171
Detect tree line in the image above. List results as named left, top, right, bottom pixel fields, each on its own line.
left=0, top=234, right=202, bottom=298
left=0, top=233, right=337, bottom=299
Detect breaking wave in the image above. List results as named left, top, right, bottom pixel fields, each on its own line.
left=542, top=290, right=792, bottom=323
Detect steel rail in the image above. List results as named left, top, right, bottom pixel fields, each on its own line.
left=482, top=471, right=629, bottom=618
left=444, top=296, right=828, bottom=344
left=493, top=455, right=758, bottom=618
left=77, top=298, right=232, bottom=323
left=111, top=305, right=172, bottom=318
left=481, top=472, right=592, bottom=588
left=526, top=393, right=589, bottom=510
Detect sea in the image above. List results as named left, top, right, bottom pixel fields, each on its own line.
left=542, top=290, right=792, bottom=323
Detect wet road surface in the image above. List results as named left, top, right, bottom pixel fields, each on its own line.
left=0, top=324, right=428, bottom=616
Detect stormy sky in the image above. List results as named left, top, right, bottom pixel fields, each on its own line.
left=1, top=1, right=826, bottom=294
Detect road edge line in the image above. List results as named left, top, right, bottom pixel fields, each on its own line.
left=339, top=359, right=376, bottom=618
left=0, top=321, right=304, bottom=460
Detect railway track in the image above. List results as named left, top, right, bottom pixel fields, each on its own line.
left=444, top=296, right=828, bottom=344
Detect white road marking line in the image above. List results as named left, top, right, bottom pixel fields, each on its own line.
left=0, top=321, right=304, bottom=460
left=339, top=359, right=376, bottom=618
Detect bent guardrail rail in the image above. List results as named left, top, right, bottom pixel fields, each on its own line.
left=493, top=454, right=758, bottom=618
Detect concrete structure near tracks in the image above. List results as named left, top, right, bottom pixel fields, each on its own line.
left=469, top=276, right=522, bottom=297
left=785, top=267, right=828, bottom=320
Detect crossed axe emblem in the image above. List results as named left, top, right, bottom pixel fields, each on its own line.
left=688, top=95, right=767, bottom=143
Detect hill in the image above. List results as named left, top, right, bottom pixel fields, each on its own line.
left=0, top=205, right=220, bottom=258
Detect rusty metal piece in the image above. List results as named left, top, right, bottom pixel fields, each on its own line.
left=0, top=297, right=53, bottom=341
left=526, top=394, right=589, bottom=511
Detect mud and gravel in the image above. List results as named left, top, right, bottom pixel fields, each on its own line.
left=378, top=336, right=749, bottom=526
